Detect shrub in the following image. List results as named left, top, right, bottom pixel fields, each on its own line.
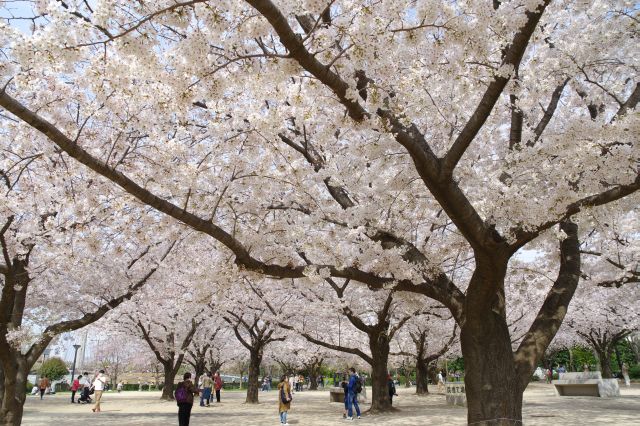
left=629, top=364, right=640, bottom=379
left=38, top=357, right=68, bottom=381
left=55, top=382, right=70, bottom=392
left=25, top=381, right=34, bottom=393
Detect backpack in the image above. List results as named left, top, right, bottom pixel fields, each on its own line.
left=355, top=378, right=363, bottom=394
left=175, top=383, right=189, bottom=404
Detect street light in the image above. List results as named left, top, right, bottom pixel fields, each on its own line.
left=70, top=344, right=81, bottom=384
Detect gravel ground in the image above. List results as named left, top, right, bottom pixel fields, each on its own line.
left=21, top=382, right=639, bottom=425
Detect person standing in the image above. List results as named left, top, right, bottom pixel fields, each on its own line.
left=38, top=376, right=50, bottom=400
left=175, top=372, right=199, bottom=426
left=622, top=363, right=631, bottom=387
left=71, top=375, right=82, bottom=403
left=341, top=374, right=349, bottom=419
left=387, top=374, right=398, bottom=406
left=278, top=374, right=292, bottom=425
left=200, top=372, right=213, bottom=407
left=213, top=371, right=223, bottom=403
left=346, top=368, right=361, bottom=420
left=91, top=370, right=107, bottom=412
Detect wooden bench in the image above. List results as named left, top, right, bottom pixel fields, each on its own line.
left=329, top=387, right=344, bottom=402
left=552, top=372, right=619, bottom=397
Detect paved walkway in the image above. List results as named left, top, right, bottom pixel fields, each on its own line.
left=22, top=383, right=639, bottom=425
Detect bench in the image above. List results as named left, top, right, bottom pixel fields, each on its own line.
left=329, top=387, right=344, bottom=402
left=552, top=372, right=619, bottom=397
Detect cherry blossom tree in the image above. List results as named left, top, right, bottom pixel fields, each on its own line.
left=1, top=1, right=638, bottom=424
left=391, top=314, right=459, bottom=395
left=251, top=276, right=424, bottom=412
left=562, top=286, right=638, bottom=378
left=186, top=324, right=222, bottom=387
left=115, top=282, right=205, bottom=400
left=224, top=307, right=284, bottom=404
left=0, top=194, right=173, bottom=424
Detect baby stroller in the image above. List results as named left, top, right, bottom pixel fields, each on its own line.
left=78, top=386, right=93, bottom=404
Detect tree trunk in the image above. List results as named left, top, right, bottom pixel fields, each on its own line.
left=0, top=365, right=27, bottom=426
left=596, top=350, right=613, bottom=379
left=369, top=337, right=392, bottom=412
left=306, top=359, right=322, bottom=391
left=309, top=372, right=318, bottom=390
left=569, top=348, right=574, bottom=372
left=209, top=360, right=222, bottom=375
left=415, top=360, right=429, bottom=395
left=614, top=345, right=623, bottom=374
left=192, top=357, right=207, bottom=391
left=462, top=259, right=523, bottom=426
left=404, top=369, right=412, bottom=388
left=161, top=363, right=177, bottom=400
left=246, top=349, right=262, bottom=403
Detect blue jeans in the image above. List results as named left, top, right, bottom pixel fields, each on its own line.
left=279, top=411, right=288, bottom=424
left=346, top=392, right=360, bottom=418
left=200, top=387, right=211, bottom=406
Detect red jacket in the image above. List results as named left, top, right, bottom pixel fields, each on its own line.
left=71, top=379, right=80, bottom=391
left=214, top=376, right=223, bottom=391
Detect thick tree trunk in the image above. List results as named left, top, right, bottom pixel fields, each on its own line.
left=246, top=349, right=262, bottom=403
left=309, top=372, right=318, bottom=390
left=596, top=350, right=613, bottom=379
left=0, top=365, right=27, bottom=426
left=306, top=359, right=322, bottom=391
left=462, top=259, right=523, bottom=426
left=415, top=360, right=429, bottom=395
left=369, top=338, right=392, bottom=412
left=161, top=363, right=177, bottom=400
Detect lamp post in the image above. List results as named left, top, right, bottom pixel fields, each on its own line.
left=70, top=344, right=81, bottom=384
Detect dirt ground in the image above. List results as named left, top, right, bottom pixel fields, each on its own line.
left=22, top=382, right=640, bottom=425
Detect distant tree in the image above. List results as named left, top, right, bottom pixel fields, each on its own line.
left=38, top=358, right=68, bottom=382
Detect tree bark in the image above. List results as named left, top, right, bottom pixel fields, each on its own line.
left=597, top=350, right=613, bottom=379
left=415, top=359, right=429, bottom=395
left=308, top=373, right=318, bottom=391
left=369, top=335, right=392, bottom=412
left=246, top=349, right=262, bottom=403
left=161, top=363, right=177, bottom=400
left=0, top=363, right=27, bottom=426
left=305, top=357, right=323, bottom=391
left=461, top=258, right=523, bottom=426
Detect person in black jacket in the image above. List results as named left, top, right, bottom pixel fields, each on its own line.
left=387, top=374, right=398, bottom=406
left=175, top=373, right=199, bottom=426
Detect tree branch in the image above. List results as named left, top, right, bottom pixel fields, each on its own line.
left=513, top=220, right=580, bottom=390
left=441, top=0, right=551, bottom=177
left=529, top=77, right=570, bottom=146
left=244, top=0, right=368, bottom=121
left=512, top=175, right=640, bottom=249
